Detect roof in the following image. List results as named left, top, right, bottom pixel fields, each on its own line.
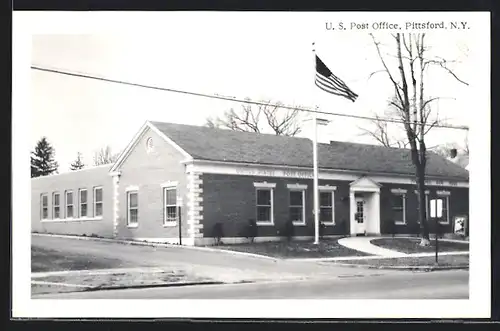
left=149, top=121, right=469, bottom=180
left=449, top=153, right=469, bottom=169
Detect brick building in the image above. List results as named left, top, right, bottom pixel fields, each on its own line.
left=31, top=121, right=470, bottom=246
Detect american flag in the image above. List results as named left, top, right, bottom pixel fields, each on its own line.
left=315, top=55, right=358, bottom=102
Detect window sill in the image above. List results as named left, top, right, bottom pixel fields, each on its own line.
left=292, top=222, right=306, bottom=226
left=322, top=222, right=335, bottom=226
left=163, top=221, right=177, bottom=227
left=256, top=222, right=274, bottom=226
left=394, top=222, right=406, bottom=225
left=127, top=224, right=139, bottom=228
left=41, top=217, right=103, bottom=223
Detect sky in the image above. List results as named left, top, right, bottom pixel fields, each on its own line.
left=30, top=14, right=474, bottom=172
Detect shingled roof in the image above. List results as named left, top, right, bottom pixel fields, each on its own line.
left=150, top=121, right=469, bottom=180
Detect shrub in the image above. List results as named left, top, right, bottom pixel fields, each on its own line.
left=245, top=219, right=258, bottom=243
left=213, top=222, right=224, bottom=245
left=282, top=220, right=295, bottom=242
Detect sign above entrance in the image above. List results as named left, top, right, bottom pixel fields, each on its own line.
left=188, top=161, right=468, bottom=187
left=236, top=168, right=314, bottom=179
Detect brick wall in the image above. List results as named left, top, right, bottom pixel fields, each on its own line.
left=115, top=127, right=189, bottom=242
left=201, top=173, right=352, bottom=239
left=31, top=165, right=114, bottom=237
left=379, top=183, right=469, bottom=235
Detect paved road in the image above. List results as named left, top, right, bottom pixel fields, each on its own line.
left=34, top=269, right=468, bottom=299
left=31, top=235, right=404, bottom=283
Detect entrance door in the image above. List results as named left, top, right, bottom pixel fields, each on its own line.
left=355, top=197, right=366, bottom=235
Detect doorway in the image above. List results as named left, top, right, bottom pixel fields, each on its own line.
left=355, top=197, right=367, bottom=235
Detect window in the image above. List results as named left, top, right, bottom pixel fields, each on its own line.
left=289, top=190, right=306, bottom=225
left=53, top=192, right=60, bottom=219
left=41, top=194, right=48, bottom=220
left=392, top=193, right=406, bottom=224
left=65, top=191, right=74, bottom=218
left=127, top=191, right=138, bottom=226
left=94, top=187, right=103, bottom=217
left=430, top=195, right=450, bottom=224
left=79, top=189, right=88, bottom=218
left=163, top=187, right=177, bottom=225
left=256, top=189, right=272, bottom=224
left=254, top=182, right=275, bottom=225
left=319, top=191, right=334, bottom=224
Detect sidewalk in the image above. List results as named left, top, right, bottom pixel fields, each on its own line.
left=337, top=236, right=408, bottom=257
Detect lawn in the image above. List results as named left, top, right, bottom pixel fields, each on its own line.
left=370, top=237, right=469, bottom=254
left=214, top=238, right=371, bottom=259
left=333, top=254, right=469, bottom=268
left=31, top=246, right=127, bottom=272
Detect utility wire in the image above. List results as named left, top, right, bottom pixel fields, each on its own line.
left=31, top=65, right=469, bottom=131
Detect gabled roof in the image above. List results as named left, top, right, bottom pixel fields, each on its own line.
left=109, top=121, right=192, bottom=173
left=350, top=176, right=383, bottom=188
left=145, top=121, right=469, bottom=180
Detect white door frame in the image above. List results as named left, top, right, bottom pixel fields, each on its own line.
left=349, top=176, right=381, bottom=236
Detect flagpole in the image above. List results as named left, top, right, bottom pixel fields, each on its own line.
left=312, top=42, right=320, bottom=245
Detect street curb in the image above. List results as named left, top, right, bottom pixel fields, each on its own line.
left=32, top=280, right=228, bottom=296
left=378, top=236, right=470, bottom=244
left=328, top=262, right=469, bottom=272
left=32, top=233, right=278, bottom=261
left=83, top=280, right=226, bottom=292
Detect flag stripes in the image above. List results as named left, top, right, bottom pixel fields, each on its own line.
left=315, top=55, right=358, bottom=102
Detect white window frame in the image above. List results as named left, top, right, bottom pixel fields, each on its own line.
left=391, top=192, right=406, bottom=225
left=93, top=186, right=103, bottom=218
left=65, top=190, right=74, bottom=219
left=79, top=189, right=88, bottom=218
left=163, top=186, right=178, bottom=227
left=52, top=192, right=60, bottom=219
left=40, top=193, right=48, bottom=220
left=319, top=191, right=335, bottom=225
left=127, top=190, right=139, bottom=228
left=288, top=185, right=306, bottom=226
left=254, top=182, right=275, bottom=226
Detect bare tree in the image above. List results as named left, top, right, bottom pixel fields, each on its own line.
left=93, top=146, right=119, bottom=166
left=207, top=98, right=305, bottom=136
left=358, top=111, right=409, bottom=148
left=370, top=33, right=468, bottom=246
left=205, top=117, right=221, bottom=129
left=463, top=134, right=469, bottom=156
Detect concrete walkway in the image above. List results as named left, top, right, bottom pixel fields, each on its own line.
left=337, top=237, right=408, bottom=257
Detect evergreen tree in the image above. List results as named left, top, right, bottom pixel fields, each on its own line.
left=31, top=137, right=59, bottom=178
left=70, top=152, right=85, bottom=171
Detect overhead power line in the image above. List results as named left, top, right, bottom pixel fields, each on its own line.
left=31, top=65, right=469, bottom=131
